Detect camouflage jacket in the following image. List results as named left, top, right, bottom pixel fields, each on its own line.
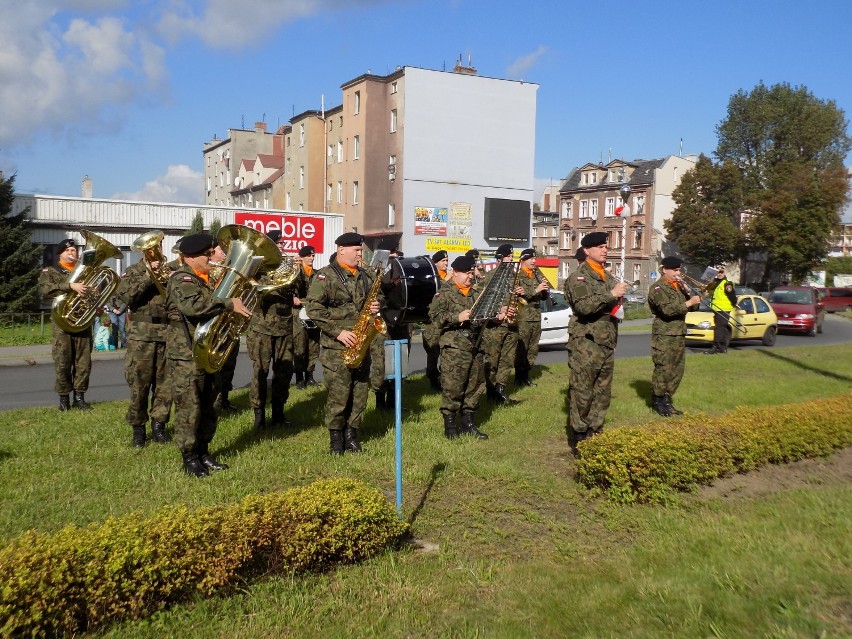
left=164, top=264, right=234, bottom=360
left=647, top=277, right=690, bottom=336
left=305, top=263, right=383, bottom=351
left=116, top=261, right=168, bottom=342
left=428, top=279, right=479, bottom=350
left=516, top=267, right=550, bottom=323
left=249, top=285, right=295, bottom=336
left=38, top=264, right=90, bottom=335
left=564, top=261, right=620, bottom=348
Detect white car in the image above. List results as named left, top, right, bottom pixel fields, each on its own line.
left=539, top=290, right=572, bottom=346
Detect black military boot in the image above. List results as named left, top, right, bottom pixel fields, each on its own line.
left=384, top=385, right=396, bottom=410
left=218, top=391, right=236, bottom=411
left=306, top=370, right=320, bottom=387
left=58, top=394, right=70, bottom=412
left=460, top=411, right=488, bottom=440
left=329, top=429, right=345, bottom=456
left=294, top=371, right=306, bottom=390
left=253, top=407, right=267, bottom=430
left=344, top=426, right=363, bottom=453
left=515, top=370, right=535, bottom=387
left=486, top=384, right=498, bottom=401
left=181, top=450, right=209, bottom=477
left=429, top=376, right=442, bottom=392
left=443, top=412, right=459, bottom=439
left=72, top=391, right=93, bottom=410
left=494, top=383, right=519, bottom=406
left=198, top=443, right=228, bottom=471
left=652, top=395, right=672, bottom=417
left=150, top=420, right=168, bottom=443
left=270, top=401, right=292, bottom=428
left=664, top=394, right=684, bottom=416
left=131, top=425, right=146, bottom=449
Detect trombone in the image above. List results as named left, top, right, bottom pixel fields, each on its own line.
left=677, top=274, right=747, bottom=334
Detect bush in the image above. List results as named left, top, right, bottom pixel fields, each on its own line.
left=0, top=478, right=408, bottom=637
left=576, top=393, right=852, bottom=504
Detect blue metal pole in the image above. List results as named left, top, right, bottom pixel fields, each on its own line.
left=393, top=339, right=406, bottom=518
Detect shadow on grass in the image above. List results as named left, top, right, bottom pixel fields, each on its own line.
left=629, top=378, right=654, bottom=407
left=406, top=462, right=446, bottom=527
left=361, top=375, right=437, bottom=443
left=755, top=349, right=852, bottom=382
left=0, top=450, right=12, bottom=464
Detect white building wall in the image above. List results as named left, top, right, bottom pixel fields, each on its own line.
left=399, top=67, right=538, bottom=258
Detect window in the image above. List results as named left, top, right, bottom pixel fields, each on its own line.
left=590, top=199, right=598, bottom=218
left=562, top=261, right=571, bottom=279
left=353, top=135, right=360, bottom=160
left=583, top=171, right=597, bottom=185
left=562, top=200, right=572, bottom=218
left=388, top=203, right=395, bottom=227
left=353, top=91, right=360, bottom=114
left=552, top=226, right=558, bottom=237
left=327, top=183, right=332, bottom=202
left=634, top=195, right=645, bottom=216
left=286, top=192, right=291, bottom=209
left=339, top=116, right=343, bottom=127
left=327, top=144, right=333, bottom=159
left=353, top=181, right=359, bottom=204
left=562, top=231, right=571, bottom=249
left=633, top=226, right=643, bottom=249
left=390, top=109, right=397, bottom=133
left=299, top=166, right=304, bottom=189
left=337, top=181, right=343, bottom=204
left=391, top=81, right=398, bottom=94
left=579, top=200, right=589, bottom=218
left=336, top=141, right=343, bottom=162
left=532, top=227, right=538, bottom=238
left=605, top=197, right=615, bottom=217
left=299, top=123, right=305, bottom=147
left=206, top=176, right=211, bottom=193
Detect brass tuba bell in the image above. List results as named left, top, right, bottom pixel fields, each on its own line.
left=132, top=230, right=170, bottom=295
left=51, top=230, right=121, bottom=332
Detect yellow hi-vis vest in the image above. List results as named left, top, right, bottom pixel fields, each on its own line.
left=712, top=278, right=735, bottom=312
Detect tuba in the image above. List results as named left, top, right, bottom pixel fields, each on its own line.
left=132, top=230, right=170, bottom=295
left=341, top=251, right=390, bottom=369
left=51, top=230, right=121, bottom=332
left=192, top=225, right=282, bottom=373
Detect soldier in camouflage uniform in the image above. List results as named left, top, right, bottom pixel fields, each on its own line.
left=647, top=255, right=701, bottom=417
left=247, top=230, right=296, bottom=430
left=165, top=233, right=252, bottom=477
left=421, top=250, right=449, bottom=392
left=513, top=248, right=550, bottom=387
left=208, top=242, right=240, bottom=412
left=293, top=245, right=321, bottom=389
left=305, top=232, right=384, bottom=455
left=115, top=236, right=173, bottom=448
left=428, top=255, right=498, bottom=440
left=564, top=232, right=629, bottom=453
left=481, top=244, right=519, bottom=406
left=563, top=247, right=587, bottom=363
left=38, top=238, right=95, bottom=411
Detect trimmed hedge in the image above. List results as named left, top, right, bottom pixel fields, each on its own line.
left=576, top=393, right=852, bottom=504
left=0, top=478, right=408, bottom=638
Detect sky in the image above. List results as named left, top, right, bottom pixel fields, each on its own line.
left=1, top=0, right=851, bottom=220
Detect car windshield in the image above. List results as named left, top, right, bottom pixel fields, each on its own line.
left=769, top=290, right=811, bottom=305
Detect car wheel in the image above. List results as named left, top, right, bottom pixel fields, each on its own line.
left=761, top=326, right=777, bottom=346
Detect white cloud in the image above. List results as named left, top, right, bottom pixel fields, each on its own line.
left=112, top=164, right=203, bottom=203
left=506, top=46, right=546, bottom=79
left=0, top=3, right=166, bottom=148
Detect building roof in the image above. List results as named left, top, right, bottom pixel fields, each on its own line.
left=559, top=158, right=667, bottom=193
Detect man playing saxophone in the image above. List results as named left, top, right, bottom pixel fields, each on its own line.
left=115, top=231, right=172, bottom=447
left=38, top=238, right=95, bottom=411
left=305, top=232, right=383, bottom=455
left=165, top=233, right=252, bottom=477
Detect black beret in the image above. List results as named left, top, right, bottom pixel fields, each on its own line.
left=335, top=232, right=363, bottom=247
left=298, top=245, right=316, bottom=257
left=661, top=256, right=684, bottom=269
left=180, top=233, right=217, bottom=256
left=267, top=230, right=282, bottom=243
left=464, top=249, right=480, bottom=259
left=519, top=248, right=536, bottom=260
left=581, top=232, right=608, bottom=248
left=495, top=243, right=514, bottom=259
left=574, top=247, right=586, bottom=262
left=451, top=255, right=475, bottom=272
left=56, top=238, right=76, bottom=252
left=431, top=250, right=448, bottom=263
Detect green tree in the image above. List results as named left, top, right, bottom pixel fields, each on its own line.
left=825, top=255, right=852, bottom=287
left=715, top=82, right=851, bottom=282
left=209, top=217, right=222, bottom=237
left=185, top=210, right=205, bottom=236
left=0, top=174, right=44, bottom=312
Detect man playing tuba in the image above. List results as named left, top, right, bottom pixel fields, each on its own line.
left=38, top=238, right=95, bottom=411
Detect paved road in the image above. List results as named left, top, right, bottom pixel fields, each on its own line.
left=1, top=315, right=851, bottom=411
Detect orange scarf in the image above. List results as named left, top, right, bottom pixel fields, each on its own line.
left=302, top=265, right=313, bottom=277
left=668, top=279, right=680, bottom=292
left=338, top=262, right=359, bottom=276
left=586, top=260, right=607, bottom=281
left=438, top=269, right=448, bottom=280
left=59, top=260, right=75, bottom=271
left=522, top=267, right=533, bottom=277
left=191, top=267, right=210, bottom=285
left=453, top=281, right=471, bottom=296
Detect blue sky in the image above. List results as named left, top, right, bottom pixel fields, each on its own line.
left=1, top=0, right=851, bottom=217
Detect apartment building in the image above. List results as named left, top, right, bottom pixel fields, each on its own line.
left=557, top=155, right=696, bottom=287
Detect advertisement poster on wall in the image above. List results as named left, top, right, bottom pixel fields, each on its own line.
left=414, top=206, right=448, bottom=236
left=449, top=202, right=472, bottom=238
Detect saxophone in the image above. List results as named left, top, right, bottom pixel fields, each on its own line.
left=341, top=265, right=388, bottom=369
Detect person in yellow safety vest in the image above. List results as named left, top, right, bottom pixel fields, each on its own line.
left=705, top=264, right=738, bottom=354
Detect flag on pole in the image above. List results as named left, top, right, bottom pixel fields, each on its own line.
left=615, top=204, right=625, bottom=216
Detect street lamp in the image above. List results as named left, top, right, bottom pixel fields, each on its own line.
left=617, top=184, right=632, bottom=280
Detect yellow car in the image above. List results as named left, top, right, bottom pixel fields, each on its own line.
left=685, top=294, right=778, bottom=346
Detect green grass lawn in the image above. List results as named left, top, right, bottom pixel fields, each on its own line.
left=1, top=344, right=850, bottom=638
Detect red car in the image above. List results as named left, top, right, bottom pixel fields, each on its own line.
left=767, top=286, right=825, bottom=336
left=820, top=287, right=852, bottom=313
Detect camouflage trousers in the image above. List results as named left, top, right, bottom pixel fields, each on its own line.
left=169, top=358, right=218, bottom=453
left=52, top=329, right=92, bottom=394
left=293, top=314, right=320, bottom=374
left=651, top=333, right=686, bottom=396
left=319, top=347, right=370, bottom=431
left=568, top=336, right=615, bottom=434
left=247, top=330, right=293, bottom=408
left=515, top=320, right=541, bottom=375
left=421, top=322, right=441, bottom=381
left=482, top=324, right=517, bottom=387
left=124, top=339, right=172, bottom=426
left=440, top=343, right=486, bottom=415
left=214, top=343, right=239, bottom=393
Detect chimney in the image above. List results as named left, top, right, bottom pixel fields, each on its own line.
left=255, top=121, right=267, bottom=133
left=81, top=175, right=93, bottom=199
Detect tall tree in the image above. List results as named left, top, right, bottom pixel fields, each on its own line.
left=715, top=82, right=851, bottom=281
left=185, top=210, right=204, bottom=236
left=209, top=217, right=222, bottom=237
left=0, top=174, right=44, bottom=312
